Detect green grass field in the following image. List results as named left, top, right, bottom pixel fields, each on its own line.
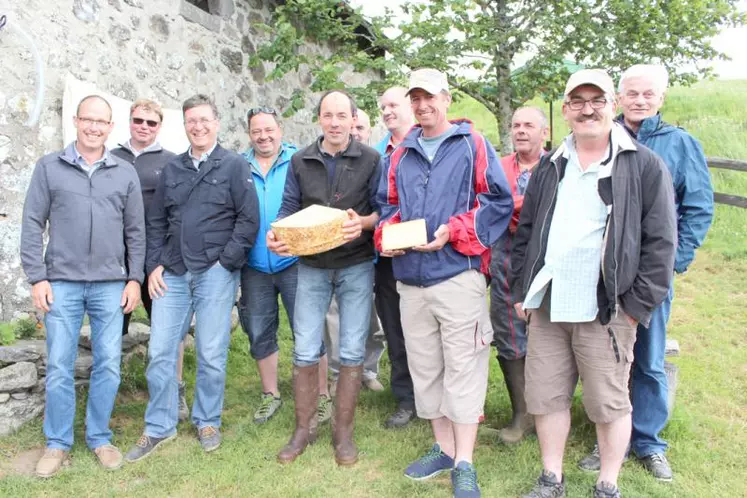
left=1, top=80, right=745, bottom=497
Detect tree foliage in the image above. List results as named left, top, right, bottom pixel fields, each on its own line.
left=250, top=0, right=745, bottom=152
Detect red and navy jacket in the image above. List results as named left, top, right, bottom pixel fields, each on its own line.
left=374, top=119, right=514, bottom=287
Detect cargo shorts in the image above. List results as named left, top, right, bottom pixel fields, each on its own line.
left=525, top=300, right=637, bottom=424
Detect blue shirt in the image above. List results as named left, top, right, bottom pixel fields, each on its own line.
left=417, top=125, right=459, bottom=161
left=73, top=143, right=109, bottom=177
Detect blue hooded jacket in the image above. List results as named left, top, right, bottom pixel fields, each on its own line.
left=619, top=113, right=714, bottom=273
left=242, top=143, right=298, bottom=274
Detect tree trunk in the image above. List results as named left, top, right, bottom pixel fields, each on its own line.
left=495, top=69, right=513, bottom=155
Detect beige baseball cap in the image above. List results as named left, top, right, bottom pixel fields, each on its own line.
left=564, top=69, right=615, bottom=97
left=406, top=68, right=450, bottom=96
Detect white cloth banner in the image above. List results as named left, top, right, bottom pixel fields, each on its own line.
left=62, top=74, right=190, bottom=154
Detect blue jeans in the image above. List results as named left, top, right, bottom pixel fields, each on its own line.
left=293, top=262, right=374, bottom=367
left=44, top=280, right=125, bottom=450
left=631, top=283, right=673, bottom=457
left=144, top=263, right=239, bottom=438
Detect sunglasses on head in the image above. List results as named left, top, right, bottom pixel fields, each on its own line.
left=247, top=106, right=277, bottom=120
left=132, top=117, right=160, bottom=128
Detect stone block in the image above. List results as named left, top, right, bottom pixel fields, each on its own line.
left=180, top=0, right=221, bottom=32
left=122, top=323, right=150, bottom=350
left=123, top=0, right=144, bottom=8
left=0, top=393, right=44, bottom=436
left=0, top=362, right=37, bottom=393
left=79, top=324, right=92, bottom=350
left=11, top=391, right=28, bottom=400
left=665, top=338, right=680, bottom=357
left=0, top=345, right=41, bottom=366
left=0, top=393, right=9, bottom=403
left=72, top=0, right=101, bottom=23
left=208, top=0, right=235, bottom=18
left=149, top=14, right=170, bottom=40
left=109, top=23, right=132, bottom=44
left=220, top=49, right=244, bottom=74
left=74, top=350, right=94, bottom=379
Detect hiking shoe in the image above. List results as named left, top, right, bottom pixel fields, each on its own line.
left=522, top=470, right=565, bottom=498
left=93, top=444, right=123, bottom=470
left=578, top=443, right=601, bottom=472
left=363, top=377, right=385, bottom=392
left=452, top=460, right=481, bottom=497
left=125, top=434, right=176, bottom=463
left=593, top=481, right=621, bottom=498
left=35, top=448, right=69, bottom=478
left=254, top=392, right=282, bottom=424
left=178, top=381, right=189, bottom=422
left=198, top=426, right=221, bottom=452
left=639, top=453, right=673, bottom=482
left=384, top=406, right=416, bottom=429
left=317, top=394, right=333, bottom=424
left=404, top=443, right=455, bottom=480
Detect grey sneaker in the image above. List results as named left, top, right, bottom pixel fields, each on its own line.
left=522, top=470, right=565, bottom=498
left=384, top=406, right=416, bottom=429
left=198, top=426, right=221, bottom=452
left=639, top=453, right=673, bottom=482
left=593, top=481, right=621, bottom=498
left=178, top=381, right=189, bottom=422
left=317, top=394, right=333, bottom=424
left=125, top=434, right=176, bottom=463
left=253, top=392, right=282, bottom=424
left=578, top=443, right=601, bottom=472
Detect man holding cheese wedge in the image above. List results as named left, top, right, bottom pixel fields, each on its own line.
left=374, top=68, right=514, bottom=498
left=267, top=89, right=382, bottom=467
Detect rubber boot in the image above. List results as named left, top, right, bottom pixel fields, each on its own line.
left=277, top=364, right=319, bottom=463
left=332, top=365, right=363, bottom=466
left=498, top=357, right=535, bottom=444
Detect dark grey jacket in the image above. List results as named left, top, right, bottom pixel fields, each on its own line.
left=146, top=144, right=260, bottom=275
left=111, top=143, right=175, bottom=217
left=21, top=143, right=146, bottom=284
left=511, top=129, right=677, bottom=327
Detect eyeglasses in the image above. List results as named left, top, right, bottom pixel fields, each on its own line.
left=76, top=117, right=111, bottom=128
left=247, top=106, right=277, bottom=121
left=185, top=117, right=216, bottom=128
left=132, top=117, right=160, bottom=128
left=565, top=98, right=609, bottom=111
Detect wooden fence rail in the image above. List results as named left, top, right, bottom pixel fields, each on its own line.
left=707, top=157, right=747, bottom=209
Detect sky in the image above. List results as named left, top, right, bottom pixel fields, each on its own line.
left=349, top=0, right=747, bottom=80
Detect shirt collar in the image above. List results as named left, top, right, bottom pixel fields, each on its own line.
left=189, top=141, right=218, bottom=166
left=317, top=136, right=352, bottom=158
left=124, top=139, right=162, bottom=158
left=73, top=142, right=110, bottom=167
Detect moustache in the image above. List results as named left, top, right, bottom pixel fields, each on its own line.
left=575, top=113, right=602, bottom=122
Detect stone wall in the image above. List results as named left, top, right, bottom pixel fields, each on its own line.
left=0, top=0, right=378, bottom=320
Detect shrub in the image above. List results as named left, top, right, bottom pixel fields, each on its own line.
left=0, top=323, right=16, bottom=346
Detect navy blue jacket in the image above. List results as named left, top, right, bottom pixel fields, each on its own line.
left=146, top=144, right=260, bottom=275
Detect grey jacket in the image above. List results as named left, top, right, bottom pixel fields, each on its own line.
left=21, top=143, right=146, bottom=284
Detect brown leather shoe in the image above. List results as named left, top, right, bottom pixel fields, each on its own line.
left=277, top=364, right=319, bottom=464
left=93, top=444, right=123, bottom=470
left=35, top=448, right=70, bottom=478
left=332, top=365, right=363, bottom=466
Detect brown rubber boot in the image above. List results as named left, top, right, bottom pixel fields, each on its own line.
left=332, top=365, right=363, bottom=466
left=277, top=364, right=319, bottom=463
left=498, top=357, right=535, bottom=444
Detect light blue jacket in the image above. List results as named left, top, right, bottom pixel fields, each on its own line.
left=242, top=143, right=298, bottom=274
left=620, top=113, right=714, bottom=273
left=374, top=132, right=392, bottom=156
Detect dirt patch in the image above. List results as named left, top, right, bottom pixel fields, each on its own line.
left=2, top=448, right=45, bottom=477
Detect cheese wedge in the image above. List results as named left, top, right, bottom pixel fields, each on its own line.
left=382, top=219, right=428, bottom=251
left=271, top=205, right=348, bottom=256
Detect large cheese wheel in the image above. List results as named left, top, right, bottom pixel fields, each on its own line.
left=382, top=219, right=428, bottom=251
left=271, top=205, right=348, bottom=256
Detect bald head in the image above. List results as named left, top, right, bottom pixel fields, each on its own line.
left=379, top=86, right=414, bottom=137
left=352, top=109, right=372, bottom=144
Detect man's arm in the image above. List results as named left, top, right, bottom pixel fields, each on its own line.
left=373, top=153, right=403, bottom=252
left=619, top=153, right=677, bottom=325
left=220, top=157, right=260, bottom=270
left=145, top=167, right=170, bottom=276
left=447, top=135, right=514, bottom=256
left=276, top=156, right=302, bottom=220
left=20, top=159, right=51, bottom=284
left=123, top=174, right=146, bottom=283
left=673, top=135, right=714, bottom=273
left=510, top=167, right=540, bottom=303
left=362, top=155, right=382, bottom=230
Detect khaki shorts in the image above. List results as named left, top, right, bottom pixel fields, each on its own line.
left=524, top=300, right=637, bottom=424
left=397, top=270, right=492, bottom=424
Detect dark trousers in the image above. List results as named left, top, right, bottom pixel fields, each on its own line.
left=374, top=257, right=414, bottom=409
left=122, top=280, right=152, bottom=335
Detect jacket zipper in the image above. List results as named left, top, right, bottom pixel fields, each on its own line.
left=418, top=158, right=432, bottom=287
left=525, top=161, right=559, bottom=295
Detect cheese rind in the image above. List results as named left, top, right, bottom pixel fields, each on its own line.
left=382, top=219, right=428, bottom=251
left=271, top=205, right=348, bottom=256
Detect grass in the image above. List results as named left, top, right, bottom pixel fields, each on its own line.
left=1, top=80, right=746, bottom=496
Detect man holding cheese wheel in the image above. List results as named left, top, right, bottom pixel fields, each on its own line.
left=374, top=68, right=513, bottom=498
left=268, top=90, right=381, bottom=467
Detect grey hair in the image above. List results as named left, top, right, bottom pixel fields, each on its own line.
left=513, top=106, right=549, bottom=128
left=182, top=94, right=220, bottom=119
left=618, top=64, right=669, bottom=94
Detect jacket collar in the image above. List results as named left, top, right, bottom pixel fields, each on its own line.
left=59, top=142, right=118, bottom=168
left=614, top=112, right=672, bottom=141
left=179, top=142, right=227, bottom=169
left=552, top=123, right=637, bottom=162
left=400, top=119, right=475, bottom=149
left=119, top=140, right=163, bottom=157
left=243, top=142, right=297, bottom=175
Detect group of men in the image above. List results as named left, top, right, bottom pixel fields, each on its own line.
left=20, top=62, right=713, bottom=498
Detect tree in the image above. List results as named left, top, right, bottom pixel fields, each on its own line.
left=250, top=0, right=745, bottom=153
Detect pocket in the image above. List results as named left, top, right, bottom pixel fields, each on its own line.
left=164, top=179, right=188, bottom=207
left=202, top=176, right=229, bottom=205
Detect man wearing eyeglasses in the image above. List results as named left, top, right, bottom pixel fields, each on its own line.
left=21, top=95, right=145, bottom=477
left=514, top=70, right=676, bottom=498
left=111, top=100, right=191, bottom=424
left=126, top=94, right=259, bottom=461
left=238, top=106, right=329, bottom=425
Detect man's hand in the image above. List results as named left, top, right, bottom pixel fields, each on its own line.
left=121, top=281, right=141, bottom=314
left=624, top=311, right=638, bottom=329
left=148, top=265, right=168, bottom=299
left=267, top=230, right=292, bottom=257
left=342, top=209, right=363, bottom=241
left=514, top=302, right=527, bottom=321
left=380, top=249, right=405, bottom=257
left=31, top=280, right=54, bottom=312
left=413, top=224, right=450, bottom=253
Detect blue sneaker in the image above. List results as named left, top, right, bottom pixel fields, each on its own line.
left=404, top=443, right=454, bottom=480
left=452, top=461, right=481, bottom=497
